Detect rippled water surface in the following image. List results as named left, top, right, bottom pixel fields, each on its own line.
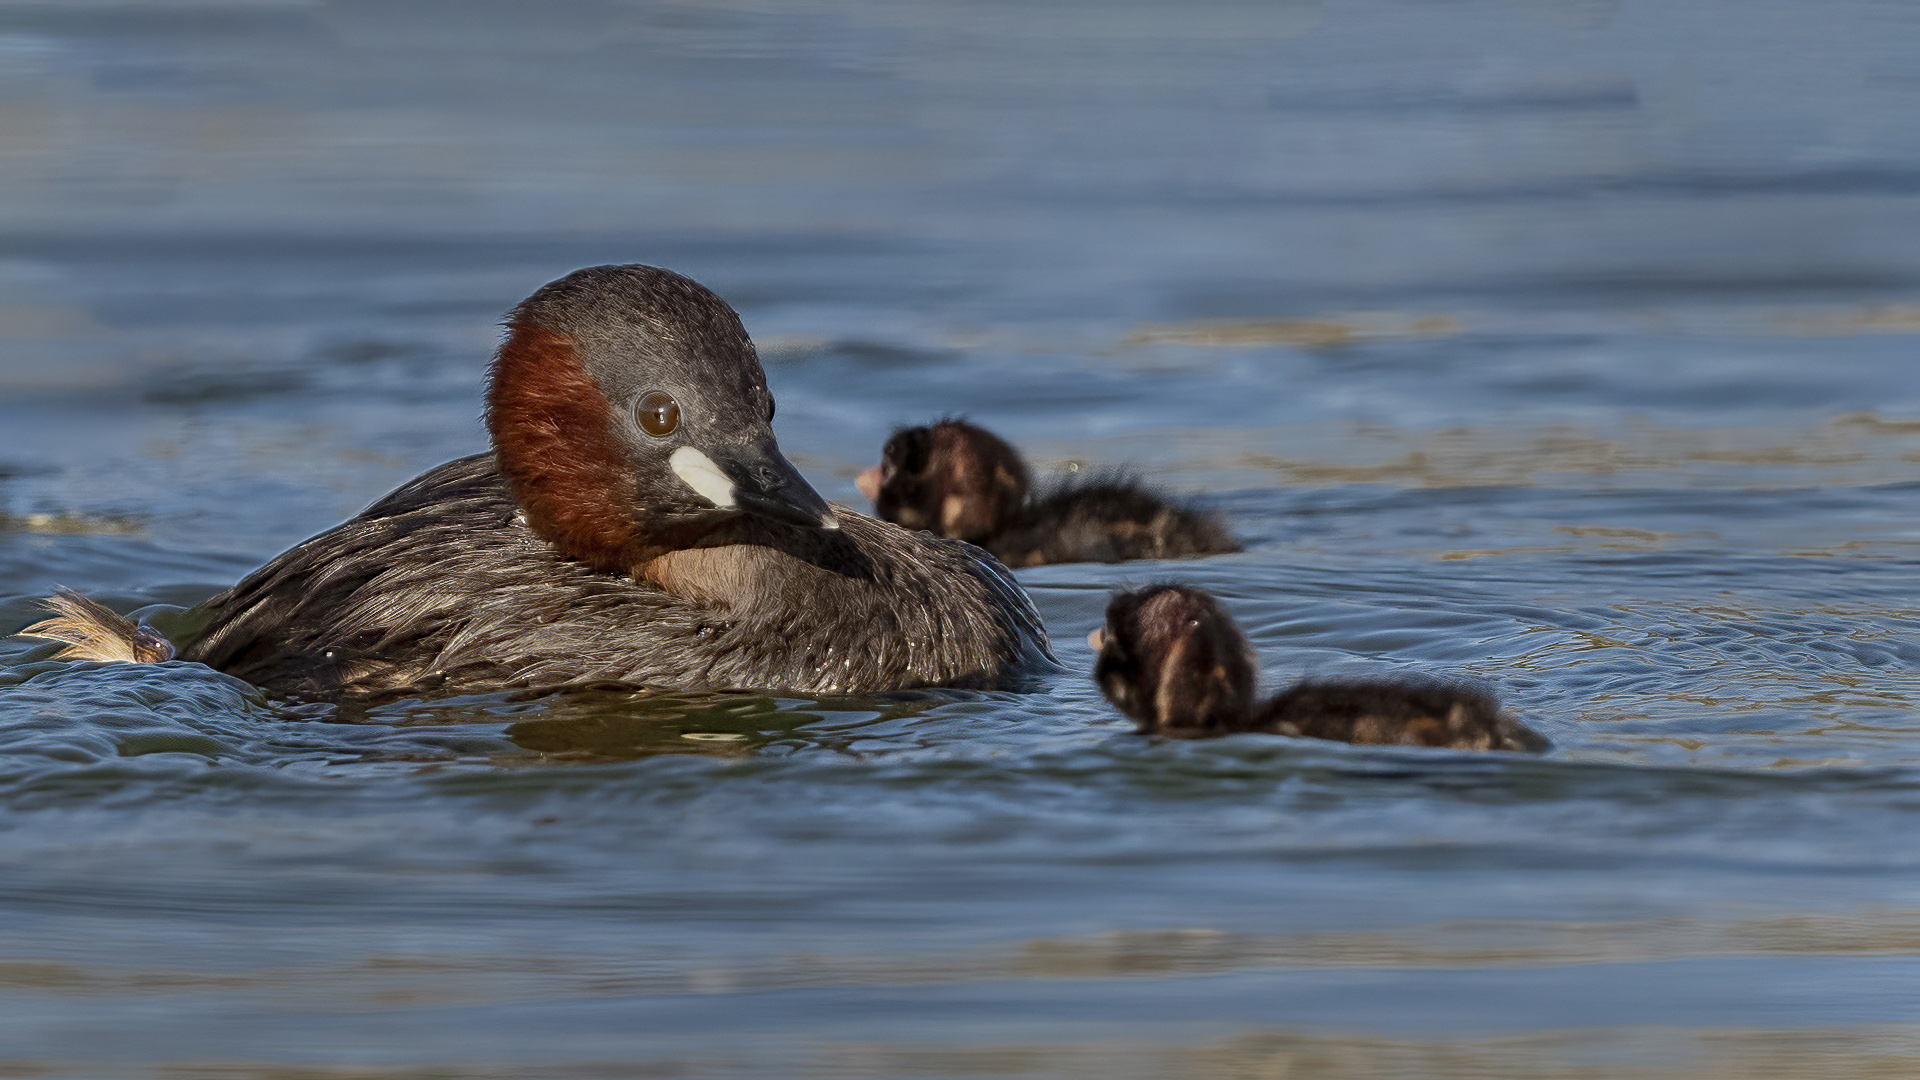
left=7, top=2, right=1920, bottom=1076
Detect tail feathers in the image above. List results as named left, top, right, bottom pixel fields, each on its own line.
left=20, top=588, right=176, bottom=663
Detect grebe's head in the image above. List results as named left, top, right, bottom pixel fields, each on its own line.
left=487, top=264, right=834, bottom=573
left=1090, top=584, right=1258, bottom=737
left=857, top=418, right=1029, bottom=544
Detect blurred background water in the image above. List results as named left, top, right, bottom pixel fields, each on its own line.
left=6, top=1, right=1920, bottom=1076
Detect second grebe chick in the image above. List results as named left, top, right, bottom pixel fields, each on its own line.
left=1091, top=584, right=1547, bottom=752
left=856, top=419, right=1239, bottom=567
left=24, top=266, right=1055, bottom=699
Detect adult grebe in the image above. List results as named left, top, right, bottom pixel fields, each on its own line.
left=25, top=266, right=1055, bottom=699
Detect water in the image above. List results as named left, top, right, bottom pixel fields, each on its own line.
left=5, top=1, right=1920, bottom=1075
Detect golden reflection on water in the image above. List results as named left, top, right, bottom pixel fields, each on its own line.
left=1124, top=314, right=1460, bottom=349
left=1777, top=304, right=1920, bottom=336
left=0, top=512, right=144, bottom=537
left=811, top=1026, right=1920, bottom=1080
left=1037, top=411, right=1920, bottom=497
left=4, top=1026, right=1919, bottom=1079
left=4, top=908, right=1918, bottom=1001
left=1127, top=301, right=1920, bottom=350
left=1230, top=418, right=1911, bottom=490
left=5, top=912, right=1920, bottom=1076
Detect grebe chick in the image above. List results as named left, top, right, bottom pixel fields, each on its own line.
left=1090, top=584, right=1546, bottom=752
left=22, top=265, right=1054, bottom=698
left=856, top=419, right=1238, bottom=567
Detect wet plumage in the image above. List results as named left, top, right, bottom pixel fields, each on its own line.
left=183, top=454, right=1049, bottom=697
left=858, top=419, right=1238, bottom=566
left=26, top=265, right=1055, bottom=699
left=1092, top=584, right=1547, bottom=752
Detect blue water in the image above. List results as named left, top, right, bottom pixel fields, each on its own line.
left=6, top=2, right=1920, bottom=1076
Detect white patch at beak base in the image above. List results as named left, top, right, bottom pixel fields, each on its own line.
left=669, top=446, right=737, bottom=509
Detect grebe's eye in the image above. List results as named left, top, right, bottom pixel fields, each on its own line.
left=636, top=390, right=680, bottom=437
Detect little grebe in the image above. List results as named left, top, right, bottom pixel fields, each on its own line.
left=1090, top=584, right=1546, bottom=752
left=24, top=266, right=1055, bottom=698
left=857, top=419, right=1238, bottom=566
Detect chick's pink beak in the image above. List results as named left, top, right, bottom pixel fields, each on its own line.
left=856, top=464, right=883, bottom=501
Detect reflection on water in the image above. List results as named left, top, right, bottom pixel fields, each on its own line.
left=496, top=688, right=943, bottom=762
left=8, top=0, right=1920, bottom=1076
left=1124, top=314, right=1462, bottom=349
left=8, top=1029, right=1917, bottom=1080
left=807, top=1027, right=1920, bottom=1080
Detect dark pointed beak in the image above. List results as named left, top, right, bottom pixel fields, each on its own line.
left=701, top=440, right=838, bottom=529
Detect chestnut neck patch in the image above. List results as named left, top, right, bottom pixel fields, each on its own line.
left=487, top=319, right=644, bottom=573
